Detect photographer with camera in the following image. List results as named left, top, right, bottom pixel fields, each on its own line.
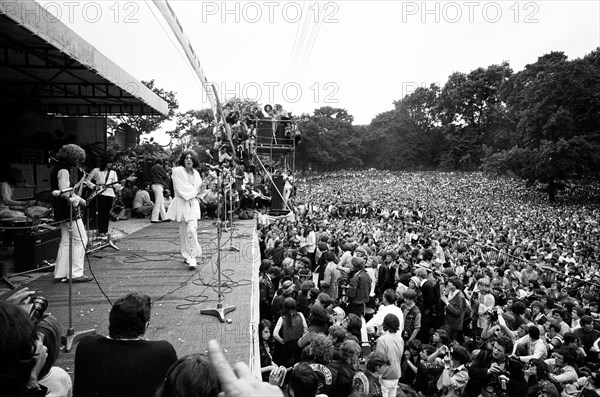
left=481, top=306, right=516, bottom=341
left=0, top=299, right=48, bottom=397
left=436, top=346, right=470, bottom=397
left=465, top=335, right=527, bottom=397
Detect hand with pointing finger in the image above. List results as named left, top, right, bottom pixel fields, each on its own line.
left=208, top=339, right=283, bottom=397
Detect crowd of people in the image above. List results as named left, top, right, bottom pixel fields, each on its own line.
left=3, top=164, right=600, bottom=397
left=254, top=169, right=600, bottom=397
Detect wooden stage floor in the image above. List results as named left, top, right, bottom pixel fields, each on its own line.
left=1, top=219, right=260, bottom=376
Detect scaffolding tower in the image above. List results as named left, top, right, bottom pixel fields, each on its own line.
left=252, top=118, right=297, bottom=216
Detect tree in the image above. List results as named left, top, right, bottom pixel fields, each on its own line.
left=168, top=108, right=215, bottom=146
left=394, top=84, right=446, bottom=167
left=110, top=80, right=179, bottom=144
left=295, top=107, right=361, bottom=171
left=436, top=63, right=514, bottom=169
left=486, top=49, right=600, bottom=201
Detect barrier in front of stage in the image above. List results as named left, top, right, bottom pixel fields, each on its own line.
left=249, top=229, right=261, bottom=378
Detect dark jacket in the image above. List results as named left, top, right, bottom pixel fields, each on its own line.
left=443, top=290, right=467, bottom=331
left=150, top=164, right=170, bottom=189
left=465, top=349, right=527, bottom=397
left=329, top=359, right=356, bottom=397
left=347, top=269, right=371, bottom=305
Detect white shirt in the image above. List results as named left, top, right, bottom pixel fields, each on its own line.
left=166, top=166, right=202, bottom=222
left=366, top=303, right=405, bottom=335
left=87, top=168, right=121, bottom=198
left=513, top=335, right=548, bottom=362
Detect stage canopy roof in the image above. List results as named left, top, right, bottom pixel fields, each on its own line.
left=0, top=0, right=168, bottom=116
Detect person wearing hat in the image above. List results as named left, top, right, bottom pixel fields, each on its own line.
left=86, top=155, right=122, bottom=238
left=271, top=276, right=296, bottom=324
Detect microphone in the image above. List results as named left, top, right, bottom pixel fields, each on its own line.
left=52, top=187, right=74, bottom=196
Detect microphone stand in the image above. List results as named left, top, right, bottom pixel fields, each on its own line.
left=222, top=170, right=238, bottom=252
left=201, top=168, right=236, bottom=323
left=64, top=191, right=96, bottom=352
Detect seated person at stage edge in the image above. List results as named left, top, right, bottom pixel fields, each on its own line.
left=73, top=292, right=177, bottom=397
left=199, top=182, right=219, bottom=218
left=132, top=185, right=154, bottom=218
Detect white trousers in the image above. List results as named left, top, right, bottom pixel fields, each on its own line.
left=179, top=219, right=202, bottom=260
left=54, top=218, right=88, bottom=278
left=151, top=184, right=167, bottom=222
left=380, top=378, right=399, bottom=397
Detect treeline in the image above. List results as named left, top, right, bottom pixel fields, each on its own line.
left=110, top=48, right=600, bottom=201
left=295, top=48, right=600, bottom=199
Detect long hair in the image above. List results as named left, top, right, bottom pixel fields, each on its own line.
left=56, top=144, right=86, bottom=167
left=154, top=354, right=220, bottom=397
left=529, top=358, right=550, bottom=381
left=282, top=297, right=299, bottom=328
left=177, top=150, right=199, bottom=168
left=258, top=319, right=273, bottom=349
left=98, top=156, right=111, bottom=172
left=345, top=313, right=362, bottom=341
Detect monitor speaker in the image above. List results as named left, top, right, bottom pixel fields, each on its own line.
left=13, top=228, right=61, bottom=272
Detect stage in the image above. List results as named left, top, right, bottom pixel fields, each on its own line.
left=1, top=218, right=261, bottom=377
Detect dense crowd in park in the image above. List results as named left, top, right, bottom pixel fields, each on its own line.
left=255, top=170, right=600, bottom=397
left=3, top=167, right=600, bottom=397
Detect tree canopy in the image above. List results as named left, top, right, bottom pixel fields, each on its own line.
left=120, top=47, right=599, bottom=202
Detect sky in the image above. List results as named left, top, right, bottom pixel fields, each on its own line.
left=37, top=0, right=600, bottom=144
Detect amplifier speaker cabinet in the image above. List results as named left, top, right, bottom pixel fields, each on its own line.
left=256, top=120, right=274, bottom=145
left=270, top=175, right=285, bottom=211
left=13, top=228, right=61, bottom=272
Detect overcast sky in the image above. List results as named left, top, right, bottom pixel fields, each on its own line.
left=38, top=0, right=600, bottom=143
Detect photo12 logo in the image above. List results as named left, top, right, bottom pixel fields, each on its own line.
left=401, top=1, right=540, bottom=23
left=198, top=321, right=258, bottom=344
left=200, top=1, right=340, bottom=24
left=204, top=81, right=340, bottom=105
left=3, top=1, right=142, bottom=24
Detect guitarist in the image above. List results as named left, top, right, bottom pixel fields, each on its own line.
left=51, top=144, right=93, bottom=283
left=86, top=156, right=122, bottom=238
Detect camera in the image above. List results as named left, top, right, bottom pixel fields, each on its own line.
left=488, top=308, right=499, bottom=323
left=28, top=296, right=48, bottom=326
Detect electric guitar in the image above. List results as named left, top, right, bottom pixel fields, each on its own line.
left=86, top=181, right=121, bottom=204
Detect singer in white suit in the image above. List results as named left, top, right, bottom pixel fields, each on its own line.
left=166, top=150, right=203, bottom=268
